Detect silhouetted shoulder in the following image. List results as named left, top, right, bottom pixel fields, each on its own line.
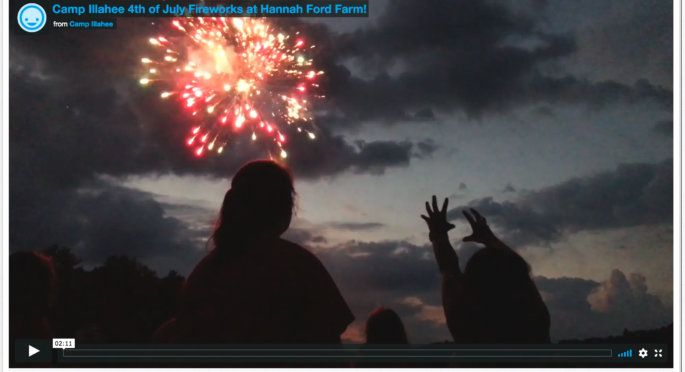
left=276, top=238, right=355, bottom=337
left=276, top=238, right=325, bottom=263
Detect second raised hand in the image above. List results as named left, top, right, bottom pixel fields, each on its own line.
left=462, top=208, right=498, bottom=245
left=421, top=195, right=456, bottom=239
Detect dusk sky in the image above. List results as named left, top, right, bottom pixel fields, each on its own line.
left=10, top=0, right=673, bottom=343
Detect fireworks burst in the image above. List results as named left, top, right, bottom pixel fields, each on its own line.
left=140, top=17, right=321, bottom=158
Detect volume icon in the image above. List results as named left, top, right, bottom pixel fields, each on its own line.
left=618, top=350, right=632, bottom=357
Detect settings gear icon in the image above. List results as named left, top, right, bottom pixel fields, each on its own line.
left=638, top=348, right=648, bottom=358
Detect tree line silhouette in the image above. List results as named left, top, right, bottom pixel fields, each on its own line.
left=43, top=245, right=184, bottom=345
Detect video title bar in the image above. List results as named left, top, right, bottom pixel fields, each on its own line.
left=37, top=1, right=369, bottom=17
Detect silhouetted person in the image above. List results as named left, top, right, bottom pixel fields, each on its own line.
left=365, top=307, right=409, bottom=344
left=170, top=160, right=354, bottom=345
left=353, top=308, right=412, bottom=368
left=10, top=251, right=56, bottom=368
left=421, top=196, right=550, bottom=344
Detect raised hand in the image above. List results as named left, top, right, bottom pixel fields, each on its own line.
left=421, top=195, right=456, bottom=240
left=462, top=208, right=497, bottom=245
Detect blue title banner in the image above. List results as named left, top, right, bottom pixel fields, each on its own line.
left=43, top=1, right=369, bottom=17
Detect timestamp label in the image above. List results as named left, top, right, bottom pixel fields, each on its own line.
left=52, top=338, right=76, bottom=349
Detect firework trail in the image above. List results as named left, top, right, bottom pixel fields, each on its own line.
left=140, top=17, right=322, bottom=158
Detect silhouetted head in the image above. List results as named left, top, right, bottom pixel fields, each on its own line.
left=365, top=308, right=409, bottom=344
left=212, top=160, right=296, bottom=251
left=10, top=251, right=56, bottom=316
left=462, top=248, right=548, bottom=343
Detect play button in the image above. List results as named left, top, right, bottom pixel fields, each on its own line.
left=28, top=345, right=40, bottom=357
left=14, top=340, right=52, bottom=363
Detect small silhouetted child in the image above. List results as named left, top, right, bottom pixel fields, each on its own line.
left=353, top=308, right=412, bottom=368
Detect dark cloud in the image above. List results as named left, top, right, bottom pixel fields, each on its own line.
left=158, top=201, right=216, bottom=231
left=72, top=186, right=205, bottom=273
left=326, top=222, right=386, bottom=232
left=503, top=183, right=517, bottom=193
left=285, top=129, right=433, bottom=178
left=447, top=160, right=672, bottom=247
left=412, top=108, right=436, bottom=121
left=289, top=136, right=431, bottom=177
left=10, top=180, right=203, bottom=276
left=563, top=0, right=672, bottom=88
left=352, top=140, right=412, bottom=174
left=535, top=276, right=600, bottom=311
left=448, top=197, right=563, bottom=247
left=281, top=227, right=328, bottom=246
left=414, top=139, right=438, bottom=159
left=524, top=77, right=671, bottom=111
left=652, top=120, right=673, bottom=138
left=534, top=105, right=555, bottom=118
left=315, top=0, right=671, bottom=126
left=448, top=183, right=469, bottom=201
left=449, top=194, right=466, bottom=201
left=536, top=270, right=671, bottom=341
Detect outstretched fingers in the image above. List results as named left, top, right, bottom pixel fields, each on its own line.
left=470, top=208, right=486, bottom=224
left=431, top=195, right=440, bottom=215
left=441, top=197, right=449, bottom=215
left=425, top=201, right=433, bottom=216
left=462, top=210, right=476, bottom=226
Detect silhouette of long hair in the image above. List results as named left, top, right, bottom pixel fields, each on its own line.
left=10, top=251, right=56, bottom=314
left=461, top=248, right=549, bottom=343
left=211, top=160, right=296, bottom=255
left=365, top=308, right=409, bottom=344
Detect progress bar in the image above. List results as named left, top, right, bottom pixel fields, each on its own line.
left=62, top=348, right=612, bottom=358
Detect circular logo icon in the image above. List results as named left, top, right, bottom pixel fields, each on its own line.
left=18, top=4, right=46, bottom=33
